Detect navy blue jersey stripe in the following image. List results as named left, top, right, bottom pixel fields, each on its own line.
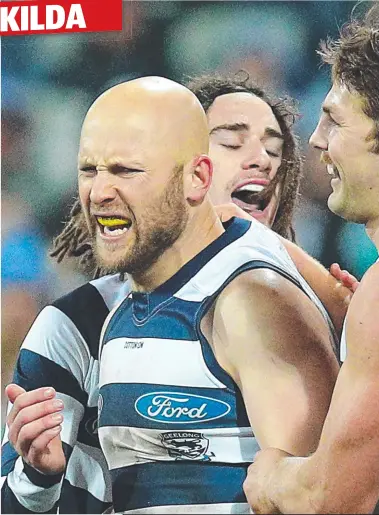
left=1, top=442, right=19, bottom=476
left=111, top=461, right=248, bottom=512
left=53, top=283, right=109, bottom=360
left=103, top=218, right=250, bottom=340
left=59, top=479, right=112, bottom=514
left=103, top=298, right=199, bottom=345
left=76, top=406, right=101, bottom=449
left=13, top=349, right=88, bottom=408
left=23, top=462, right=63, bottom=488
left=99, top=383, right=251, bottom=430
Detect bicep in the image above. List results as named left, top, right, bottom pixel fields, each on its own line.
left=306, top=359, right=379, bottom=513
left=282, top=238, right=349, bottom=337
left=308, top=271, right=379, bottom=512
left=213, top=269, right=339, bottom=456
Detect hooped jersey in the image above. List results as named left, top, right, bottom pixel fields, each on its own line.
left=98, top=217, right=337, bottom=514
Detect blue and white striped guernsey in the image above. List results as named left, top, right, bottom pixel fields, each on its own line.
left=98, top=217, right=337, bottom=514
left=2, top=274, right=130, bottom=514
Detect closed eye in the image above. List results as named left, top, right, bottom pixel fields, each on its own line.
left=110, top=164, right=143, bottom=175
left=266, top=150, right=281, bottom=158
left=79, top=166, right=96, bottom=175
left=221, top=144, right=241, bottom=150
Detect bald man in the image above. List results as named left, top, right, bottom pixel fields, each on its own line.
left=3, top=78, right=339, bottom=514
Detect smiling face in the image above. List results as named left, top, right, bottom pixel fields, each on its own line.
left=310, top=82, right=379, bottom=225
left=206, top=92, right=284, bottom=227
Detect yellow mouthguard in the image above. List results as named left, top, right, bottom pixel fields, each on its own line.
left=97, top=217, right=130, bottom=227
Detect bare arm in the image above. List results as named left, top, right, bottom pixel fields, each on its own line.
left=215, top=202, right=353, bottom=337
left=244, top=262, right=379, bottom=514
left=212, top=268, right=340, bottom=456
left=280, top=238, right=353, bottom=338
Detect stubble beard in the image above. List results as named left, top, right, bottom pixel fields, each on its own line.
left=91, top=166, right=189, bottom=276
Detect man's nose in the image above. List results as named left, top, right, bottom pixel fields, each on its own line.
left=89, top=171, right=118, bottom=205
left=241, top=142, right=272, bottom=174
left=309, top=121, right=327, bottom=151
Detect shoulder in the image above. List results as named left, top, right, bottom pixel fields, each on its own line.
left=214, top=268, right=331, bottom=352
left=53, top=273, right=127, bottom=314
left=211, top=268, right=338, bottom=383
left=216, top=267, right=311, bottom=315
left=345, top=262, right=379, bottom=363
left=356, top=260, right=379, bottom=302
left=21, top=275, right=125, bottom=362
left=50, top=274, right=128, bottom=359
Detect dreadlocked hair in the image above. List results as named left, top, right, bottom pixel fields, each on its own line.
left=186, top=71, right=303, bottom=242
left=50, top=198, right=101, bottom=278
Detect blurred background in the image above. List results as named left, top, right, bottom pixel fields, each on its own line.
left=2, top=1, right=378, bottom=403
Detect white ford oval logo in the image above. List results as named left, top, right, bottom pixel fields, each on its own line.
left=135, top=391, right=231, bottom=424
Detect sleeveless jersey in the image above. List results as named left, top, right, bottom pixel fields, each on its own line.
left=98, top=217, right=337, bottom=514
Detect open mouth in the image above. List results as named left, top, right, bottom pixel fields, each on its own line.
left=95, top=216, right=132, bottom=236
left=231, top=184, right=269, bottom=212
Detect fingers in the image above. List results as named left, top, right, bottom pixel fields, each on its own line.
left=5, top=384, right=26, bottom=404
left=8, top=399, right=64, bottom=455
left=330, top=263, right=341, bottom=278
left=6, top=386, right=56, bottom=426
left=27, top=425, right=62, bottom=464
left=6, top=386, right=64, bottom=461
left=330, top=263, right=360, bottom=292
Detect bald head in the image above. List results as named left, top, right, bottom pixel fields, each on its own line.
left=77, top=77, right=217, bottom=285
left=81, top=76, right=209, bottom=167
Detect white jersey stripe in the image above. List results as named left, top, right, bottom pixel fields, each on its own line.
left=65, top=441, right=112, bottom=502
left=121, top=502, right=252, bottom=514
left=7, top=457, right=63, bottom=513
left=99, top=425, right=257, bottom=470
left=100, top=338, right=227, bottom=389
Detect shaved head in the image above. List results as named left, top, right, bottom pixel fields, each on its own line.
left=77, top=77, right=214, bottom=285
left=81, top=76, right=209, bottom=169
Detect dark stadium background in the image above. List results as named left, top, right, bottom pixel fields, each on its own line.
left=2, top=1, right=378, bottom=414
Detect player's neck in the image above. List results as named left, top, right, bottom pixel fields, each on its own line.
left=365, top=216, right=379, bottom=253
left=130, top=204, right=224, bottom=292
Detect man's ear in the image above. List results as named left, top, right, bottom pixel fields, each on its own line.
left=186, top=154, right=213, bottom=203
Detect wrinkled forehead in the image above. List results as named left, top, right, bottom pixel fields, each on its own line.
left=78, top=110, right=177, bottom=168
left=207, top=92, right=282, bottom=134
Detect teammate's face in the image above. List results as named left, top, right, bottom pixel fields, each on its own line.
left=78, top=115, right=188, bottom=276
left=310, top=82, right=379, bottom=225
left=207, top=93, right=284, bottom=227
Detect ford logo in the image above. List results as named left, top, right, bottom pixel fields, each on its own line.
left=135, top=392, right=231, bottom=424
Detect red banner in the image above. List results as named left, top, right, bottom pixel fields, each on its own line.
left=0, top=0, right=123, bottom=35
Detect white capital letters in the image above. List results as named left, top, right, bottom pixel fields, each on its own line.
left=20, top=6, right=29, bottom=31
left=66, top=4, right=86, bottom=29
left=30, top=5, right=44, bottom=30
left=46, top=5, right=65, bottom=30
left=0, top=7, right=20, bottom=32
